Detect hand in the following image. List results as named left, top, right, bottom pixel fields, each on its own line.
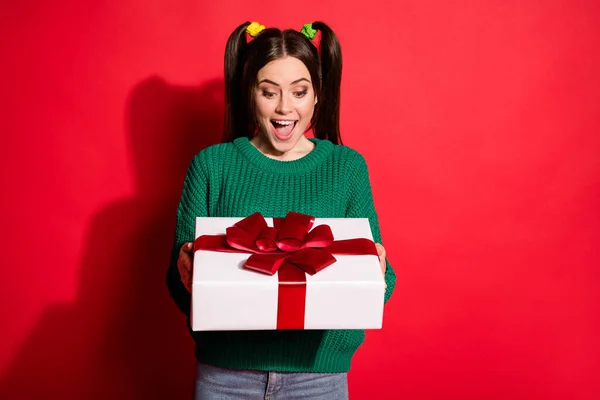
left=375, top=243, right=387, bottom=289
left=375, top=243, right=386, bottom=275
left=178, top=242, right=194, bottom=293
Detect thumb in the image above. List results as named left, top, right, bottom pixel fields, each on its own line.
left=375, top=243, right=385, bottom=258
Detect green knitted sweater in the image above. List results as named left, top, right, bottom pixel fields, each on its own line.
left=167, top=136, right=396, bottom=373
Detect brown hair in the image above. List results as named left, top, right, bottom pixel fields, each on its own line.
left=223, top=21, right=343, bottom=144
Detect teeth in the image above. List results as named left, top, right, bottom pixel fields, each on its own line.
left=272, top=120, right=294, bottom=126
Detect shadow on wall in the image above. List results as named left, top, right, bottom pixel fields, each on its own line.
left=0, top=76, right=224, bottom=399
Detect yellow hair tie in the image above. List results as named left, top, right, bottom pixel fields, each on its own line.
left=247, top=22, right=266, bottom=37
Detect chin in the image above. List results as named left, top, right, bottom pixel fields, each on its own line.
left=268, top=138, right=297, bottom=154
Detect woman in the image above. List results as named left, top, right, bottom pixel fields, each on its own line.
left=167, top=21, right=396, bottom=399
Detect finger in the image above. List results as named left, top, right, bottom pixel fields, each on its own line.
left=181, top=242, right=194, bottom=254
left=178, top=245, right=193, bottom=271
left=178, top=245, right=194, bottom=290
left=375, top=243, right=387, bottom=275
left=178, top=259, right=193, bottom=293
left=178, top=264, right=190, bottom=283
left=375, top=243, right=386, bottom=258
left=178, top=260, right=192, bottom=290
left=178, top=249, right=192, bottom=268
left=178, top=254, right=191, bottom=270
left=184, top=279, right=192, bottom=293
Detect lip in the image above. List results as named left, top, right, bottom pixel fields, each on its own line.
left=270, top=119, right=298, bottom=129
left=271, top=120, right=298, bottom=141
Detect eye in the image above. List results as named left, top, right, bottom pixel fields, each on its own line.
left=262, top=91, right=276, bottom=99
left=293, top=90, right=308, bottom=98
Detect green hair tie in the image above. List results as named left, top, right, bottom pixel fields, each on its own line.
left=300, top=23, right=317, bottom=40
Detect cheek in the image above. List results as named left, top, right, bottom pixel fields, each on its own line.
left=255, top=99, right=272, bottom=120
left=297, top=100, right=315, bottom=119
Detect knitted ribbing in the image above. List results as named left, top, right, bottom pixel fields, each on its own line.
left=167, top=137, right=396, bottom=373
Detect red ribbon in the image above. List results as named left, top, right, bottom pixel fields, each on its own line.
left=194, top=212, right=378, bottom=329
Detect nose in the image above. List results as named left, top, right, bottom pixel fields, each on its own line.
left=276, top=94, right=292, bottom=114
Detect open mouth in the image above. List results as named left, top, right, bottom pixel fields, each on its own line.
left=271, top=120, right=298, bottom=140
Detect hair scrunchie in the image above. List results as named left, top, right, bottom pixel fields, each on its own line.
left=247, top=22, right=266, bottom=37
left=300, top=23, right=317, bottom=40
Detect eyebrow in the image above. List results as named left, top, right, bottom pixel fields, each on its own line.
left=257, top=78, right=311, bottom=86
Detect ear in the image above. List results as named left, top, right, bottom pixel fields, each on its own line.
left=314, top=95, right=318, bottom=105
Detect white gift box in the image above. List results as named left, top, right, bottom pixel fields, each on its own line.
left=191, top=217, right=385, bottom=331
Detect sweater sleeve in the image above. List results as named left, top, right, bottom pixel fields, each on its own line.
left=166, top=153, right=210, bottom=316
left=345, top=152, right=396, bottom=304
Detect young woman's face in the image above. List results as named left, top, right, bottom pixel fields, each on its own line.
left=253, top=56, right=317, bottom=157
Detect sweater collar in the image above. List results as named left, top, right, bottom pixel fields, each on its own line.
left=233, top=136, right=334, bottom=174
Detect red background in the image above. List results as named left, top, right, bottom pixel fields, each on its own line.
left=1, top=1, right=599, bottom=399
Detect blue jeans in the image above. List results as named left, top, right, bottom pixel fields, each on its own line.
left=194, top=362, right=349, bottom=400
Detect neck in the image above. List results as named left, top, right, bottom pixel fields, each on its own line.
left=250, top=135, right=315, bottom=161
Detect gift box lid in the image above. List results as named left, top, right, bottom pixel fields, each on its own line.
left=193, top=217, right=384, bottom=285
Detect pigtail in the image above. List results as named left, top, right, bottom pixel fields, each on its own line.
left=311, top=21, right=343, bottom=145
left=223, top=22, right=251, bottom=142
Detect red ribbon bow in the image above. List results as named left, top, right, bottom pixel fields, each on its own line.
left=194, top=212, right=378, bottom=329
left=226, top=211, right=339, bottom=275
